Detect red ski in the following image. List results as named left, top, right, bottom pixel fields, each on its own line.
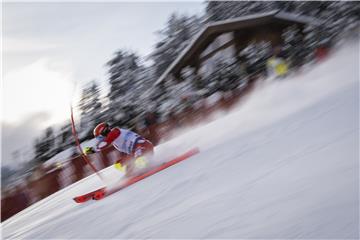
left=73, top=148, right=199, bottom=203
left=73, top=187, right=106, bottom=203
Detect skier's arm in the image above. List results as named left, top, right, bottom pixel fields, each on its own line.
left=96, top=140, right=108, bottom=150
left=96, top=128, right=121, bottom=151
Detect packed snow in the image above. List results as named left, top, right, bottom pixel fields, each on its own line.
left=2, top=39, right=359, bottom=239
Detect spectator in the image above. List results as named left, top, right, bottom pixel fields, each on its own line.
left=266, top=46, right=289, bottom=78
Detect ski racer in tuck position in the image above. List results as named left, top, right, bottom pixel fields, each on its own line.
left=92, top=122, right=154, bottom=176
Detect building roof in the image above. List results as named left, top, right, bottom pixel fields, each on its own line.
left=155, top=11, right=320, bottom=85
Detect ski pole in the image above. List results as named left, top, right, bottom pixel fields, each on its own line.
left=70, top=105, right=104, bottom=181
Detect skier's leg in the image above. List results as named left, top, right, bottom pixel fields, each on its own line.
left=124, top=160, right=136, bottom=177
left=132, top=140, right=154, bottom=173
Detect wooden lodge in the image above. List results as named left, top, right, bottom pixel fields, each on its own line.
left=155, top=11, right=319, bottom=86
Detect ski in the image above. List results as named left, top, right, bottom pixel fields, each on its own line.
left=73, top=147, right=199, bottom=203
left=73, top=187, right=106, bottom=203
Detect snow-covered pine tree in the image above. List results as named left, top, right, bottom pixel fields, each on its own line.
left=106, top=50, right=152, bottom=129
left=33, top=127, right=56, bottom=163
left=78, top=81, right=103, bottom=140
left=151, top=13, right=203, bottom=79
left=52, top=121, right=74, bottom=153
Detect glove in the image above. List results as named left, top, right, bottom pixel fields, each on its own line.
left=83, top=147, right=95, bottom=155
left=114, top=161, right=126, bottom=172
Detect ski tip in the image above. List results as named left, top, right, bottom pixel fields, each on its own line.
left=73, top=196, right=87, bottom=203
left=73, top=187, right=106, bottom=203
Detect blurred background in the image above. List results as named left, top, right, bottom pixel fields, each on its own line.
left=1, top=1, right=359, bottom=221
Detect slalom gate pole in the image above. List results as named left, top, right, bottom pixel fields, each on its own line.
left=70, top=105, right=104, bottom=181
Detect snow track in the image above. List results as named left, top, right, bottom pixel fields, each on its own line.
left=2, top=40, right=359, bottom=239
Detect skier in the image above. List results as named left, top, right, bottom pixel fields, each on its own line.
left=93, top=122, right=154, bottom=176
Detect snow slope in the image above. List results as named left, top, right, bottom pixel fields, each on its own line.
left=2, top=39, right=359, bottom=239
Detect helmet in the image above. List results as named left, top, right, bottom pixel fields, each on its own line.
left=93, top=122, right=110, bottom=137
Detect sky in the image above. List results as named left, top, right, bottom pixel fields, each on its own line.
left=1, top=1, right=205, bottom=167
